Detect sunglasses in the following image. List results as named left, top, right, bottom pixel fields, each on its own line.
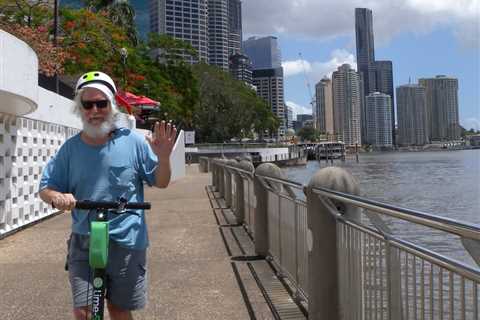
left=81, top=100, right=109, bottom=110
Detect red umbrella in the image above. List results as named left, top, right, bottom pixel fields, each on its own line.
left=117, top=91, right=160, bottom=106
left=116, top=91, right=161, bottom=121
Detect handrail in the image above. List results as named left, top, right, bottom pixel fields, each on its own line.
left=254, top=173, right=304, bottom=190
left=223, top=165, right=254, bottom=177
left=251, top=170, right=480, bottom=241
left=338, top=216, right=480, bottom=282
left=312, top=186, right=480, bottom=241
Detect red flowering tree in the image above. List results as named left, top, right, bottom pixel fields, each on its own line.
left=0, top=0, right=68, bottom=76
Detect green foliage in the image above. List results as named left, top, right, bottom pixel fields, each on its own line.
left=60, top=7, right=132, bottom=76
left=192, top=63, right=279, bottom=143
left=297, top=126, right=320, bottom=142
left=0, top=1, right=68, bottom=76
left=0, top=0, right=51, bottom=27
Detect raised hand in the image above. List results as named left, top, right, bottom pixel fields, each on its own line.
left=146, top=120, right=177, bottom=160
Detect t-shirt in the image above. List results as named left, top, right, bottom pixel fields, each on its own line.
left=39, top=128, right=158, bottom=250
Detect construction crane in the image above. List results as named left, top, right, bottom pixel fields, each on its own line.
left=298, top=52, right=316, bottom=126
left=299, top=52, right=315, bottom=106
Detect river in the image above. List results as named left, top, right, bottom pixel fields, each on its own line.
left=284, top=149, right=480, bottom=267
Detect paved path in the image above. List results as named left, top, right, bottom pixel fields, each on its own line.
left=0, top=165, right=250, bottom=319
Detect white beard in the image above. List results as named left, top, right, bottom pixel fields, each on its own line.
left=81, top=111, right=117, bottom=139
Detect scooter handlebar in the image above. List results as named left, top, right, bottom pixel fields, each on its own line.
left=75, top=200, right=151, bottom=210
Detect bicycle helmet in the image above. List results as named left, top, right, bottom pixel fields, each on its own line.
left=75, top=71, right=119, bottom=111
left=75, top=71, right=117, bottom=95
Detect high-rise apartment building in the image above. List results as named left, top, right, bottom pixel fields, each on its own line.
left=418, top=75, right=460, bottom=141
left=355, top=8, right=376, bottom=97
left=332, top=64, right=362, bottom=146
left=150, top=0, right=209, bottom=63
left=375, top=60, right=395, bottom=144
left=242, top=36, right=282, bottom=70
left=285, top=105, right=293, bottom=130
left=252, top=68, right=286, bottom=137
left=315, top=77, right=334, bottom=135
left=150, top=0, right=242, bottom=69
left=229, top=53, right=252, bottom=85
left=365, top=92, right=392, bottom=147
left=228, top=0, right=242, bottom=56
left=208, top=0, right=229, bottom=69
left=396, top=84, right=429, bottom=146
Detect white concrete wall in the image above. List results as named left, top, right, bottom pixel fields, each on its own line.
left=170, top=130, right=186, bottom=181
left=0, top=114, right=79, bottom=236
left=0, top=30, right=38, bottom=116
left=26, top=88, right=82, bottom=129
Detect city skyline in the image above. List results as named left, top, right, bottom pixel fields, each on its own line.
left=242, top=0, right=479, bottom=131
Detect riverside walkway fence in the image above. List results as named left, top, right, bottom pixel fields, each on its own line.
left=202, top=156, right=480, bottom=320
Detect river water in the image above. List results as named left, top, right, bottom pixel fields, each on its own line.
left=284, top=149, right=480, bottom=267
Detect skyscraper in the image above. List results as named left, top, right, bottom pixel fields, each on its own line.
left=285, top=105, right=293, bottom=130
left=375, top=60, right=395, bottom=145
left=396, top=84, right=429, bottom=146
left=332, top=64, right=362, bottom=146
left=355, top=8, right=376, bottom=96
left=150, top=0, right=209, bottom=63
left=150, top=0, right=243, bottom=69
left=419, top=76, right=460, bottom=141
left=252, top=68, right=286, bottom=137
left=228, top=0, right=242, bottom=56
left=365, top=92, right=392, bottom=147
left=208, top=0, right=229, bottom=69
left=242, top=36, right=282, bottom=70
left=229, top=53, right=253, bottom=85
left=315, top=77, right=334, bottom=136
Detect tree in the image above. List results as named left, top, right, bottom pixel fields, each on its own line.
left=81, top=0, right=138, bottom=45
left=0, top=0, right=51, bottom=27
left=297, top=126, right=320, bottom=142
left=0, top=0, right=68, bottom=76
left=192, top=63, right=279, bottom=143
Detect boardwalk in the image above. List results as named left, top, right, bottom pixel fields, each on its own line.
left=0, top=165, right=304, bottom=319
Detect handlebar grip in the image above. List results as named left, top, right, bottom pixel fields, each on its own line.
left=75, top=200, right=151, bottom=210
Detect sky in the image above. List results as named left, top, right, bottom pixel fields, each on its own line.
left=242, top=0, right=480, bottom=130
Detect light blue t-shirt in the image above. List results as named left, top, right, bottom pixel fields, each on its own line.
left=39, top=128, right=158, bottom=250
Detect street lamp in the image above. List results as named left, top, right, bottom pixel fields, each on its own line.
left=53, top=0, right=59, bottom=93
left=120, top=47, right=128, bottom=89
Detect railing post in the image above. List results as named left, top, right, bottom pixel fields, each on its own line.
left=253, top=163, right=283, bottom=256
left=211, top=159, right=218, bottom=190
left=218, top=159, right=226, bottom=198
left=224, top=160, right=235, bottom=208
left=199, top=157, right=209, bottom=173
left=305, top=167, right=361, bottom=320
left=233, top=160, right=254, bottom=224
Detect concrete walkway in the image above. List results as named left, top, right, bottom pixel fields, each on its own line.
left=0, top=165, right=250, bottom=319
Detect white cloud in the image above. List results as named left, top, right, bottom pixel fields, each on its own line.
left=242, top=0, right=480, bottom=48
left=285, top=100, right=312, bottom=119
left=462, top=117, right=480, bottom=131
left=283, top=49, right=357, bottom=84
left=282, top=60, right=311, bottom=77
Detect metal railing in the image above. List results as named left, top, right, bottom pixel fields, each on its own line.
left=208, top=159, right=480, bottom=320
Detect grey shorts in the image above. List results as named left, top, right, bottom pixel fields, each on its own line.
left=66, top=233, right=147, bottom=310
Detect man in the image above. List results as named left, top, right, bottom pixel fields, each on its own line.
left=39, top=71, right=176, bottom=320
